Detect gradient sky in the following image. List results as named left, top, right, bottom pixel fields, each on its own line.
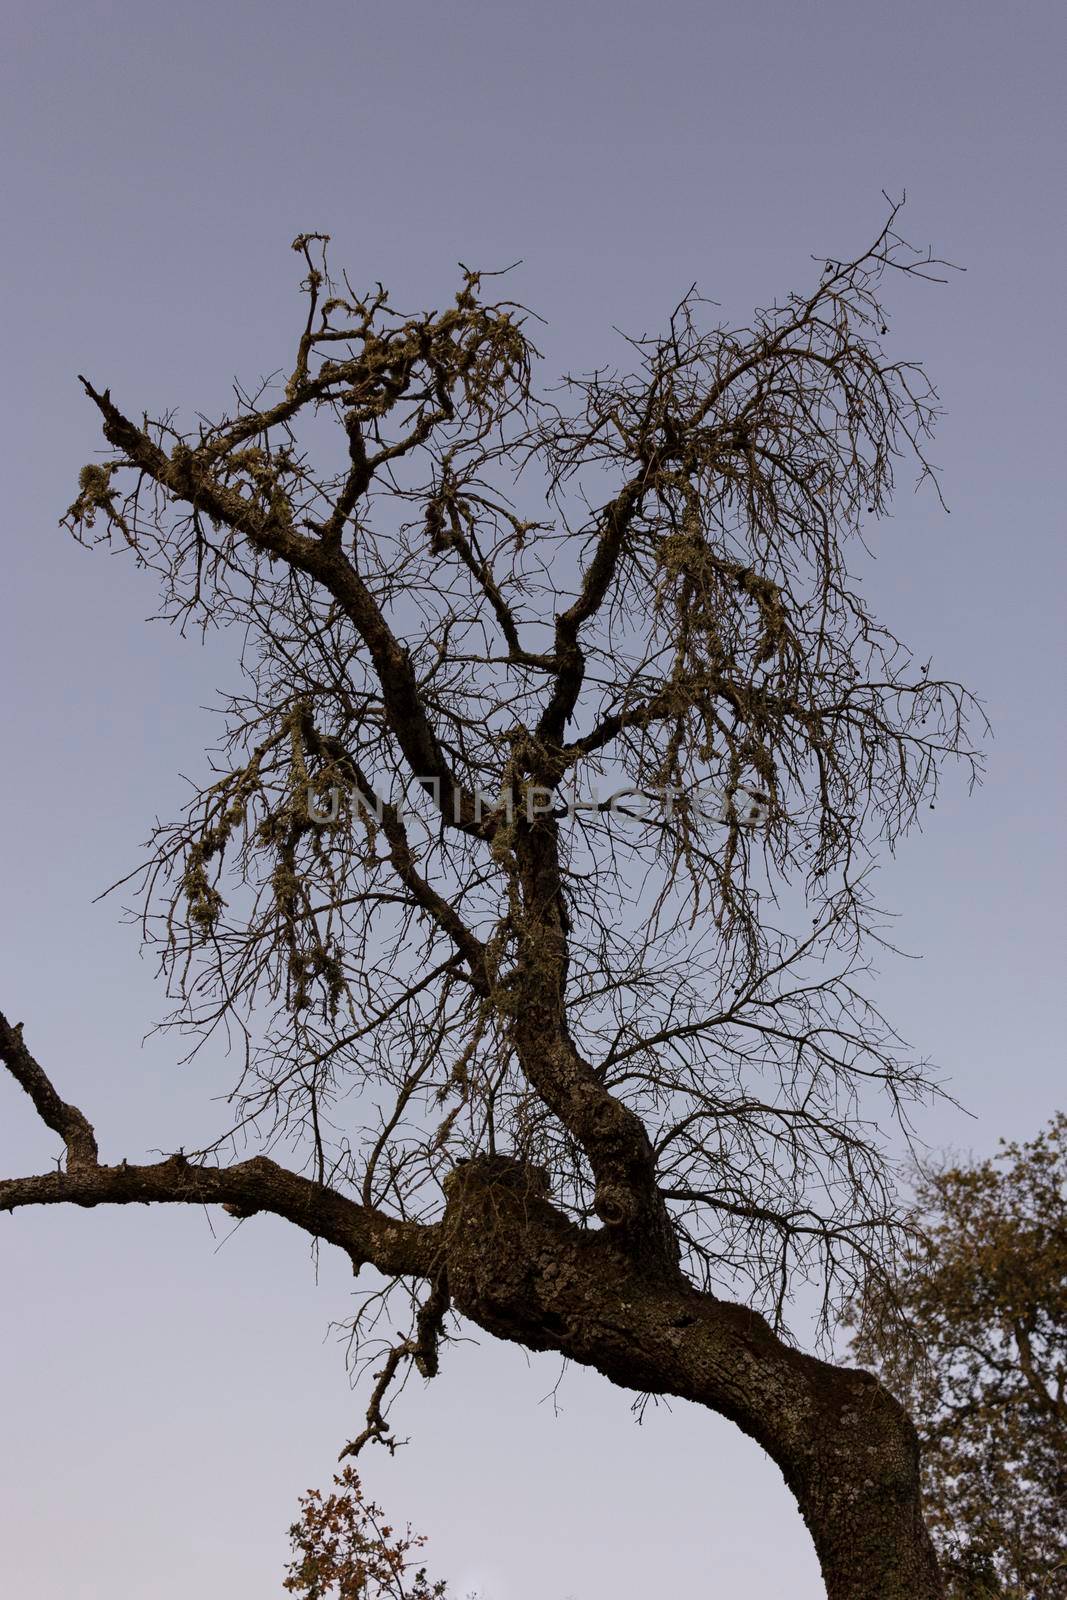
left=1, top=2, right=1063, bottom=1596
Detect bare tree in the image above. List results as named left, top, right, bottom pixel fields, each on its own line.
left=1, top=204, right=982, bottom=1599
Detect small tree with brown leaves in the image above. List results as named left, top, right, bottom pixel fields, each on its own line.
left=1, top=203, right=983, bottom=1599
left=284, top=1469, right=449, bottom=1600
left=849, top=1114, right=1067, bottom=1599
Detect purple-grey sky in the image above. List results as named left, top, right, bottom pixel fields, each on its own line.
left=1, top=2, right=1063, bottom=1596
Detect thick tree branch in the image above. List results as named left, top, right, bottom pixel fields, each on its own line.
left=0, top=1157, right=438, bottom=1279
left=0, top=1015, right=439, bottom=1281
left=440, top=1155, right=943, bottom=1600
left=537, top=477, right=647, bottom=744
left=78, top=380, right=491, bottom=840
left=0, top=1011, right=99, bottom=1170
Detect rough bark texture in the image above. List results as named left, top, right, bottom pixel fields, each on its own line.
left=441, top=1156, right=944, bottom=1600
left=0, top=1007, right=942, bottom=1598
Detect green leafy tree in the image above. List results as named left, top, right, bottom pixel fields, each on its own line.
left=849, top=1114, right=1067, bottom=1598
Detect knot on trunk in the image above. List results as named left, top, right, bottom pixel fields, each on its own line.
left=440, top=1153, right=581, bottom=1345
left=593, top=1180, right=636, bottom=1228
left=444, top=1152, right=552, bottom=1199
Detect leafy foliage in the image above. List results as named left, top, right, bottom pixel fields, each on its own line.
left=849, top=1114, right=1067, bottom=1597
left=284, top=1468, right=450, bottom=1600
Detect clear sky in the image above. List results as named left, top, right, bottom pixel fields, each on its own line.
left=1, top=1, right=1063, bottom=1596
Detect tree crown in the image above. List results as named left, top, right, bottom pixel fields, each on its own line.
left=849, top=1113, right=1067, bottom=1597
left=61, top=206, right=979, bottom=1413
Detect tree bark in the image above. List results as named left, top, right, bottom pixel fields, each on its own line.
left=442, top=1157, right=945, bottom=1600
left=0, top=1012, right=944, bottom=1599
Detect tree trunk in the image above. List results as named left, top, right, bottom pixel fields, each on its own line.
left=443, top=1157, right=944, bottom=1600
left=790, top=1374, right=945, bottom=1600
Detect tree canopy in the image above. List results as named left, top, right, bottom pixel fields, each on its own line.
left=849, top=1113, right=1067, bottom=1598
left=284, top=1468, right=449, bottom=1600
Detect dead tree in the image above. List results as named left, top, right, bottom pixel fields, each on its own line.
left=1, top=205, right=981, bottom=1599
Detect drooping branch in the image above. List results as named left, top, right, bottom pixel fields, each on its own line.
left=0, top=1012, right=99, bottom=1170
